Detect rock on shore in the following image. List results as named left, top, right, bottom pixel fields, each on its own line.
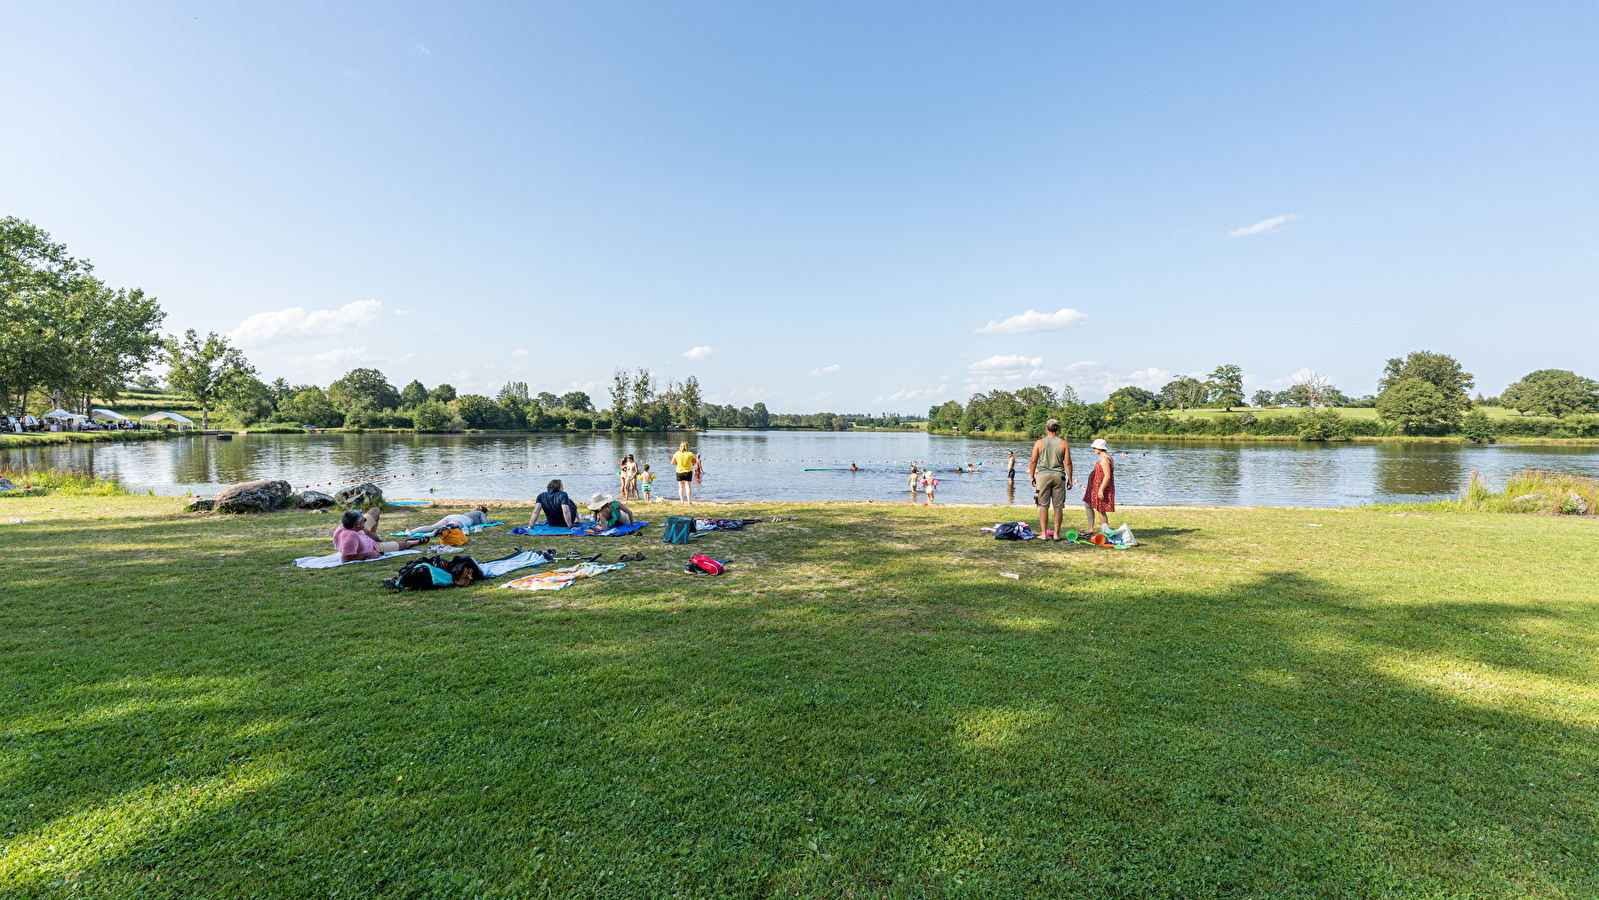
left=214, top=479, right=294, bottom=513
left=334, top=482, right=383, bottom=508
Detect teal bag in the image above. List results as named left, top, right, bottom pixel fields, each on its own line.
left=663, top=517, right=694, bottom=544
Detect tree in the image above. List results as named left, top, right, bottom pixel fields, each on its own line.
left=630, top=368, right=654, bottom=415
left=1014, top=385, right=1059, bottom=409
left=412, top=400, right=447, bottom=431
left=559, top=391, right=593, bottom=412
left=221, top=376, right=275, bottom=427
left=328, top=368, right=400, bottom=413
left=677, top=377, right=704, bottom=428
left=1501, top=369, right=1599, bottom=418
left=496, top=381, right=529, bottom=405
left=535, top=391, right=560, bottom=409
left=1251, top=389, right=1274, bottom=408
left=399, top=380, right=429, bottom=408
left=51, top=277, right=165, bottom=416
left=1376, top=377, right=1452, bottom=432
left=1292, top=371, right=1337, bottom=409
left=429, top=383, right=456, bottom=403
left=1460, top=408, right=1494, bottom=443
left=134, top=374, right=162, bottom=391
left=1297, top=407, right=1346, bottom=441
left=1378, top=351, right=1473, bottom=425
left=1108, top=386, right=1156, bottom=409
left=1158, top=378, right=1208, bottom=411
left=0, top=218, right=86, bottom=415
left=608, top=369, right=629, bottom=428
left=750, top=401, right=770, bottom=428
left=161, top=330, right=254, bottom=429
left=454, top=394, right=500, bottom=430
left=1206, top=364, right=1244, bottom=411
left=280, top=387, right=343, bottom=428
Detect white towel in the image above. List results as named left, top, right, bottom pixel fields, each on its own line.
left=292, top=549, right=420, bottom=569
left=478, top=550, right=551, bottom=578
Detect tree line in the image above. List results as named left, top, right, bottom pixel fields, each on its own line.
left=929, top=353, right=1599, bottom=440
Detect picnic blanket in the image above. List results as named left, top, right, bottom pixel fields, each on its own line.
left=508, top=521, right=649, bottom=538
left=293, top=549, right=420, bottom=569
left=500, top=561, right=625, bottom=592
left=477, top=549, right=552, bottom=578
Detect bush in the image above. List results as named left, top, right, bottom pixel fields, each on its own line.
left=1297, top=408, right=1347, bottom=441
left=412, top=401, right=447, bottom=432
left=1460, top=409, right=1494, bottom=443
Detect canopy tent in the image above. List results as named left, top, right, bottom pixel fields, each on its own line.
left=43, top=408, right=87, bottom=420
left=141, top=411, right=195, bottom=429
left=91, top=408, right=130, bottom=421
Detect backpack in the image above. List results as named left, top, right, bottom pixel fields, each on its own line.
left=684, top=554, right=728, bottom=575
left=438, top=526, right=468, bottom=547
left=383, top=554, right=485, bottom=591
left=663, top=517, right=695, bottom=544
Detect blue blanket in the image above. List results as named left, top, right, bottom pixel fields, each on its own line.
left=509, top=521, right=649, bottom=537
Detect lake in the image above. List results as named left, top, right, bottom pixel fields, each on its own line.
left=6, top=431, right=1599, bottom=508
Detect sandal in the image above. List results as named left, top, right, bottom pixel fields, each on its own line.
left=1044, top=530, right=1056, bottom=541
left=619, top=552, right=647, bottom=562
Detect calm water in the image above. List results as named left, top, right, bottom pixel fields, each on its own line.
left=6, top=431, right=1599, bottom=507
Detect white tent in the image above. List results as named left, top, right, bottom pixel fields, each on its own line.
left=141, top=411, right=195, bottom=429
left=91, top=408, right=130, bottom=421
left=43, top=408, right=87, bottom=420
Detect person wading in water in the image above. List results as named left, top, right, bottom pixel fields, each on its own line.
left=1027, top=418, right=1073, bottom=541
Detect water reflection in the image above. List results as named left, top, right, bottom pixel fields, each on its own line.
left=4, top=432, right=1598, bottom=507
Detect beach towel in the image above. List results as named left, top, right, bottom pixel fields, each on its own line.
left=477, top=549, right=552, bottom=578
left=390, top=522, right=504, bottom=537
left=500, top=562, right=625, bottom=592
left=508, top=521, right=649, bottom=538
left=292, top=549, right=420, bottom=569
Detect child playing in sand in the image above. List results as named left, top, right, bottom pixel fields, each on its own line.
left=639, top=464, right=656, bottom=500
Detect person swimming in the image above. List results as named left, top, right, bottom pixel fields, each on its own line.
left=849, top=462, right=861, bottom=472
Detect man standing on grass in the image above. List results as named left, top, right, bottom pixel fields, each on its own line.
left=1028, top=418, right=1073, bottom=541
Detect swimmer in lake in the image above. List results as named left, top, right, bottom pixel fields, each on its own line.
left=850, top=462, right=861, bottom=472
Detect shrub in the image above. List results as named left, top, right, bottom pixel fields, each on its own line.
left=1461, top=409, right=1494, bottom=443
left=1297, top=408, right=1347, bottom=441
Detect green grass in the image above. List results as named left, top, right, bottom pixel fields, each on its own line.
left=0, top=468, right=132, bottom=497
left=2, top=496, right=1596, bottom=898
left=1395, top=469, right=1599, bottom=517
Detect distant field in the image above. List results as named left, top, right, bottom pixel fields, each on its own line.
left=1170, top=406, right=1553, bottom=423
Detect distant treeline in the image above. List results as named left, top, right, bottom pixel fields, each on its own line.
left=929, top=354, right=1599, bottom=441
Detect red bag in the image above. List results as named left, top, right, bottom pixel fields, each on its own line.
left=689, top=554, right=724, bottom=575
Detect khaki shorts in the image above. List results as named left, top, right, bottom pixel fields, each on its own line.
left=374, top=540, right=402, bottom=553
left=1035, top=472, right=1066, bottom=509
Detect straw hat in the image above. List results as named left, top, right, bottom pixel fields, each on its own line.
left=587, top=492, right=614, bottom=511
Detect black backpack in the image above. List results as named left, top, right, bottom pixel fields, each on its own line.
left=993, top=522, right=1028, bottom=541
left=383, top=554, right=484, bottom=591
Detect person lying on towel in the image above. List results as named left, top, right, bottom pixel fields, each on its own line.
left=404, top=506, right=491, bottom=537
left=334, top=508, right=429, bottom=563
left=582, top=493, right=635, bottom=531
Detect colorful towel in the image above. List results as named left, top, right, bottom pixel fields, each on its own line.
left=500, top=562, right=625, bottom=592
left=508, top=521, right=649, bottom=538
left=293, top=549, right=420, bottom=569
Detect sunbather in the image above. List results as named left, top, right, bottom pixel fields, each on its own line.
left=334, top=508, right=427, bottom=563
left=404, top=506, right=491, bottom=536
left=585, top=493, right=635, bottom=530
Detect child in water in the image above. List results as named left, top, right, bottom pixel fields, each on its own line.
left=639, top=464, right=656, bottom=500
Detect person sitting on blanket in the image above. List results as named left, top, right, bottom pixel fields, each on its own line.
left=585, top=493, right=635, bottom=530
left=335, top=508, right=428, bottom=563
left=404, top=506, right=491, bottom=537
left=531, top=479, right=587, bottom=527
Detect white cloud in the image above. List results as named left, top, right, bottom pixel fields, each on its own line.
left=411, top=44, right=430, bottom=55
left=808, top=364, right=845, bottom=377
left=975, top=307, right=1088, bottom=335
left=274, top=346, right=376, bottom=383
left=393, top=309, right=410, bottom=316
left=229, top=299, right=383, bottom=348
left=968, top=354, right=1043, bottom=372
left=872, top=386, right=950, bottom=404
left=682, top=346, right=715, bottom=361
left=1228, top=214, right=1299, bottom=238
left=512, top=348, right=528, bottom=357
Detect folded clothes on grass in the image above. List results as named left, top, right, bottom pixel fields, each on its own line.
left=508, top=521, right=649, bottom=537
left=293, top=549, right=420, bottom=569
left=500, top=562, right=626, bottom=591
left=693, top=518, right=763, bottom=531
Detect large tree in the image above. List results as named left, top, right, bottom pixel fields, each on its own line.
left=1108, top=386, right=1157, bottom=409
left=53, top=277, right=166, bottom=415
left=1375, top=378, right=1452, bottom=433
left=1501, top=369, right=1599, bottom=418
left=560, top=391, right=593, bottom=413
left=677, top=377, right=704, bottom=428
left=328, top=368, right=401, bottom=413
left=0, top=218, right=85, bottom=415
left=162, top=330, right=255, bottom=429
left=1159, top=377, right=1208, bottom=411
left=399, top=379, right=429, bottom=408
left=1378, top=351, right=1473, bottom=427
left=1206, top=364, right=1245, bottom=411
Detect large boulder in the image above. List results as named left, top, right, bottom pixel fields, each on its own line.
left=214, top=479, right=294, bottom=513
left=334, top=482, right=383, bottom=508
left=297, top=490, right=337, bottom=509
left=0, top=477, right=15, bottom=493
left=186, top=498, right=215, bottom=512
left=1568, top=493, right=1590, bottom=515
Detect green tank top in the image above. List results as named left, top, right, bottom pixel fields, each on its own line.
left=1036, top=436, right=1067, bottom=475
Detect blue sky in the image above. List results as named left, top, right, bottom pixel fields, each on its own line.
left=3, top=1, right=1595, bottom=412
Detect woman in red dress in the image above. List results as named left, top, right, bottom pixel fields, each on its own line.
left=1084, top=438, right=1116, bottom=534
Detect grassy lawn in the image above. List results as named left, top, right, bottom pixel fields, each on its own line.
left=1174, top=406, right=1547, bottom=422
left=2, top=495, right=1596, bottom=898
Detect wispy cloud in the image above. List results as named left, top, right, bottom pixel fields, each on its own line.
left=808, top=364, right=844, bottom=377
left=512, top=348, right=528, bottom=357
left=682, top=346, right=715, bottom=361
left=229, top=299, right=383, bottom=348
left=872, top=386, right=950, bottom=404
left=1228, top=214, right=1299, bottom=238
left=411, top=44, right=430, bottom=55
left=968, top=354, right=1043, bottom=372
left=974, top=308, right=1087, bottom=335
left=274, top=346, right=377, bottom=383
